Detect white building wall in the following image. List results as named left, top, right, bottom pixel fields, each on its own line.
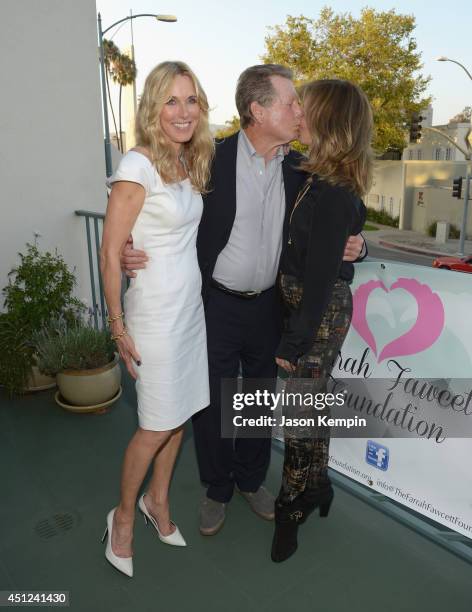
left=411, top=187, right=472, bottom=237
left=366, top=160, right=469, bottom=234
left=402, top=161, right=468, bottom=230
left=0, top=0, right=106, bottom=310
left=403, top=122, right=470, bottom=162
left=367, top=161, right=403, bottom=220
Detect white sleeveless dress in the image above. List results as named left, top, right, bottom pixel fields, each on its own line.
left=108, top=151, right=209, bottom=430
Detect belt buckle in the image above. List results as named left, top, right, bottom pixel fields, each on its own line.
left=245, top=290, right=261, bottom=297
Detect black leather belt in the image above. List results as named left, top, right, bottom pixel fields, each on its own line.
left=211, top=279, right=268, bottom=299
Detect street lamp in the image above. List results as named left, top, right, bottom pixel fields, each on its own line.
left=436, top=56, right=472, bottom=82
left=97, top=12, right=177, bottom=177
left=436, top=55, right=472, bottom=254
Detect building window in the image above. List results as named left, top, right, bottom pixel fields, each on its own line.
left=446, top=148, right=452, bottom=160
left=417, top=150, right=422, bottom=160
left=435, top=148, right=441, bottom=160
left=408, top=150, right=413, bottom=160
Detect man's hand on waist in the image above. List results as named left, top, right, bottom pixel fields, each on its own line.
left=343, top=233, right=365, bottom=262
left=120, top=236, right=148, bottom=278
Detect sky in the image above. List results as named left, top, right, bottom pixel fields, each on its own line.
left=95, top=0, right=472, bottom=127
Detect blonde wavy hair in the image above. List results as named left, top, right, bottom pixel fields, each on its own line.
left=299, top=79, right=373, bottom=196
left=135, top=61, right=214, bottom=193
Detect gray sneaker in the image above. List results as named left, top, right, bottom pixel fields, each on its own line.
left=237, top=485, right=275, bottom=520
left=199, top=496, right=226, bottom=536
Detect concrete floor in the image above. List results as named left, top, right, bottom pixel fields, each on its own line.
left=1, top=379, right=471, bottom=612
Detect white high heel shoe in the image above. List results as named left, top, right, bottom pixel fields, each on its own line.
left=138, top=493, right=186, bottom=547
left=101, top=508, right=134, bottom=577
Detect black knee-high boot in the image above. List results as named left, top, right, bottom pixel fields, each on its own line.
left=300, top=481, right=334, bottom=521
left=271, top=484, right=334, bottom=563
left=271, top=498, right=306, bottom=563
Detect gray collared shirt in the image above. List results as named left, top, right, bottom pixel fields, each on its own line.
left=212, top=130, right=286, bottom=292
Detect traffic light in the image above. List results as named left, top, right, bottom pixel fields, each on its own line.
left=452, top=177, right=463, bottom=199
left=409, top=112, right=423, bottom=143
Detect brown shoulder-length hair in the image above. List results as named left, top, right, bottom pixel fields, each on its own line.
left=135, top=61, right=214, bottom=193
left=299, top=79, right=373, bottom=196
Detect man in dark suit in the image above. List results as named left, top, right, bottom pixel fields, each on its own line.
left=122, top=65, right=365, bottom=535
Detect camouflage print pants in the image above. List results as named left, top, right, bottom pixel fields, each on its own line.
left=278, top=275, right=352, bottom=504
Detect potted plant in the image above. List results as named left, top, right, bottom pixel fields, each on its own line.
left=0, top=242, right=85, bottom=395
left=34, top=317, right=122, bottom=413
left=0, top=312, right=37, bottom=394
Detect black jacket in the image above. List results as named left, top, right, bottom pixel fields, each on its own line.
left=276, top=179, right=367, bottom=363
left=196, top=132, right=306, bottom=300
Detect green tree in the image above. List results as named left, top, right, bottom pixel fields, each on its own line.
left=263, top=8, right=431, bottom=154
left=215, top=115, right=240, bottom=139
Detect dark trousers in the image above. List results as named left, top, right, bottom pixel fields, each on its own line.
left=192, top=285, right=280, bottom=503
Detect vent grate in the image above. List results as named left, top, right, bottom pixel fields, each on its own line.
left=34, top=513, right=75, bottom=540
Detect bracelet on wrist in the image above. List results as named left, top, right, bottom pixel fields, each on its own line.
left=111, top=328, right=128, bottom=341
left=107, top=311, right=124, bottom=323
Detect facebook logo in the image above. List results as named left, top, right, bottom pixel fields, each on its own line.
left=365, top=440, right=389, bottom=471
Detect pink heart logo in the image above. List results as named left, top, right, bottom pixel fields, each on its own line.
left=351, top=278, right=445, bottom=363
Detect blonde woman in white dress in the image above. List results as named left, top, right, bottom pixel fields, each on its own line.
left=100, top=61, right=214, bottom=577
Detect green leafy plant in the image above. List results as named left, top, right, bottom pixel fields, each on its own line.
left=0, top=243, right=85, bottom=395
left=0, top=313, right=34, bottom=396
left=34, top=317, right=115, bottom=376
left=3, top=243, right=84, bottom=326
left=427, top=221, right=461, bottom=239
left=366, top=208, right=399, bottom=227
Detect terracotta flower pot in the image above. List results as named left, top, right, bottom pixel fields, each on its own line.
left=56, top=353, right=121, bottom=410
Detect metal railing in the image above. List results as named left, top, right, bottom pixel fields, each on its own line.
left=75, top=210, right=107, bottom=329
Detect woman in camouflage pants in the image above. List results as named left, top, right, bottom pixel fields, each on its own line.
left=272, top=79, right=373, bottom=562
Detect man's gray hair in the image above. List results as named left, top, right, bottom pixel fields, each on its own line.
left=236, top=64, right=293, bottom=128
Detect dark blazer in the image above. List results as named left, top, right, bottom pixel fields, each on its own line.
left=196, top=132, right=306, bottom=300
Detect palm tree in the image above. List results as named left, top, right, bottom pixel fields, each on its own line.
left=102, top=40, right=137, bottom=152
left=114, top=53, right=137, bottom=152
left=103, top=39, right=121, bottom=150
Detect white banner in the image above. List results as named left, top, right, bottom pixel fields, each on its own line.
left=329, top=260, right=472, bottom=539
